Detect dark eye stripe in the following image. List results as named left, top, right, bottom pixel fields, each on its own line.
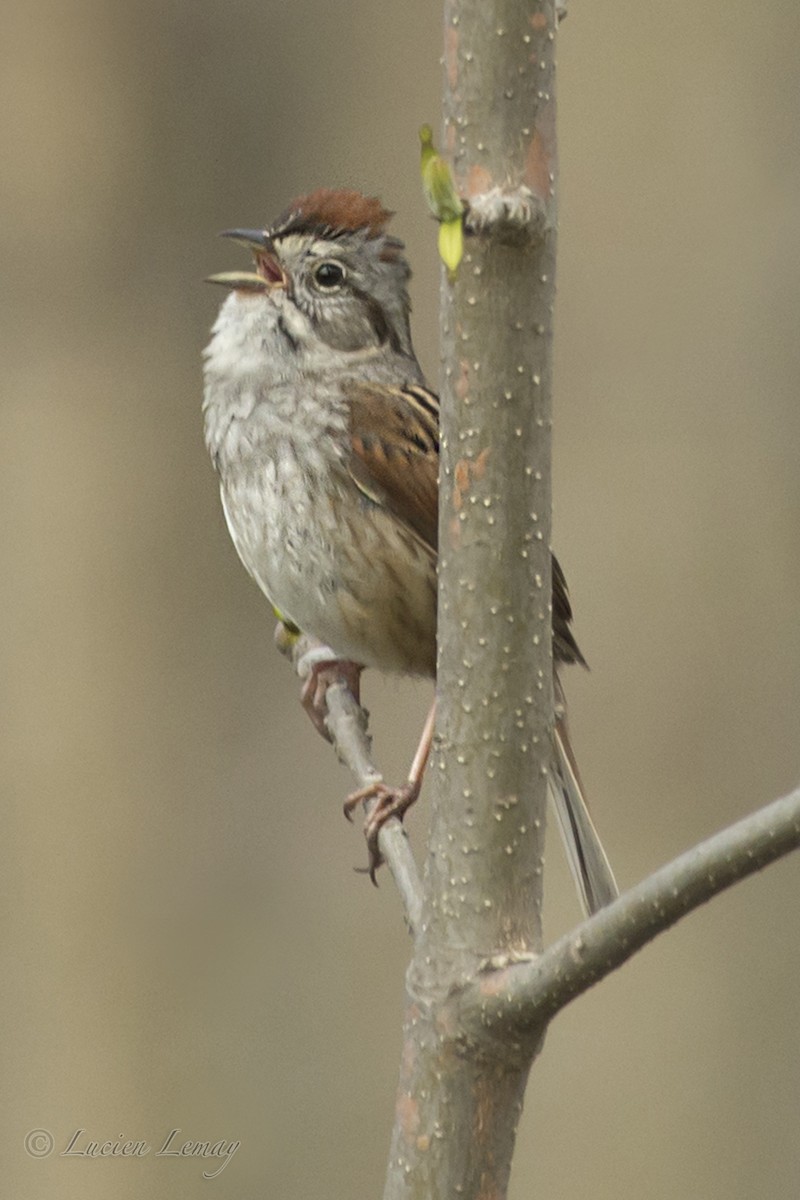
left=348, top=283, right=404, bottom=355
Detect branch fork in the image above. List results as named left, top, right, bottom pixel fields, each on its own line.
left=278, top=617, right=800, bottom=1025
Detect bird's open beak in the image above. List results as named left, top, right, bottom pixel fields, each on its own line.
left=219, top=228, right=272, bottom=250
left=205, top=228, right=287, bottom=292
left=205, top=270, right=271, bottom=291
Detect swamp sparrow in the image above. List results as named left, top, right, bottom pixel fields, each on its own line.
left=203, top=189, right=617, bottom=913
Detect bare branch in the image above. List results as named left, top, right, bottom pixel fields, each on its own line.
left=382, top=2, right=561, bottom=1196
left=451, top=786, right=800, bottom=1036
left=276, top=628, right=424, bottom=934
left=419, top=0, right=561, bottom=979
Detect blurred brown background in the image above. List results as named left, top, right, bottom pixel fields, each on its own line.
left=3, top=1, right=799, bottom=1197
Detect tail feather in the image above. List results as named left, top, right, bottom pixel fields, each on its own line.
left=550, top=719, right=618, bottom=916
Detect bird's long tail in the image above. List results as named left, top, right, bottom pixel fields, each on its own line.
left=550, top=691, right=618, bottom=916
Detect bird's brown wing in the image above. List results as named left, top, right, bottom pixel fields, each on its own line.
left=552, top=553, right=587, bottom=668
left=344, top=377, right=584, bottom=667
left=344, top=380, right=439, bottom=554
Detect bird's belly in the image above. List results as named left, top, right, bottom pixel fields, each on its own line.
left=220, top=460, right=436, bottom=677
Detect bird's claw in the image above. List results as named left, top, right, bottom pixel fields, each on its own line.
left=344, top=779, right=421, bottom=883
left=300, top=659, right=363, bottom=742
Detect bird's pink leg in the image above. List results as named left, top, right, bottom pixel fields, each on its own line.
left=344, top=699, right=436, bottom=882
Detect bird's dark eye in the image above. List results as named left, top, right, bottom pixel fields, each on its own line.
left=313, top=260, right=346, bottom=290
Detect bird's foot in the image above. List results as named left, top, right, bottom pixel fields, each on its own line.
left=299, top=658, right=363, bottom=742
left=344, top=778, right=421, bottom=884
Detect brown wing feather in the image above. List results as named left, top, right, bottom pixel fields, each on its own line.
left=344, top=379, right=584, bottom=669
left=552, top=554, right=587, bottom=668
left=345, top=380, right=439, bottom=553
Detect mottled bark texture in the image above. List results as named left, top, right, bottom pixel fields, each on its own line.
left=383, top=4, right=560, bottom=1198
left=273, top=7, right=800, bottom=1197
left=376, top=3, right=800, bottom=1196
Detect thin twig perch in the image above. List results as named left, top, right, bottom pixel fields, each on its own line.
left=276, top=627, right=424, bottom=933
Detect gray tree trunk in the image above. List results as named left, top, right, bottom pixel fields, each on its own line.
left=277, top=6, right=800, bottom=1197
left=382, top=3, right=559, bottom=1196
